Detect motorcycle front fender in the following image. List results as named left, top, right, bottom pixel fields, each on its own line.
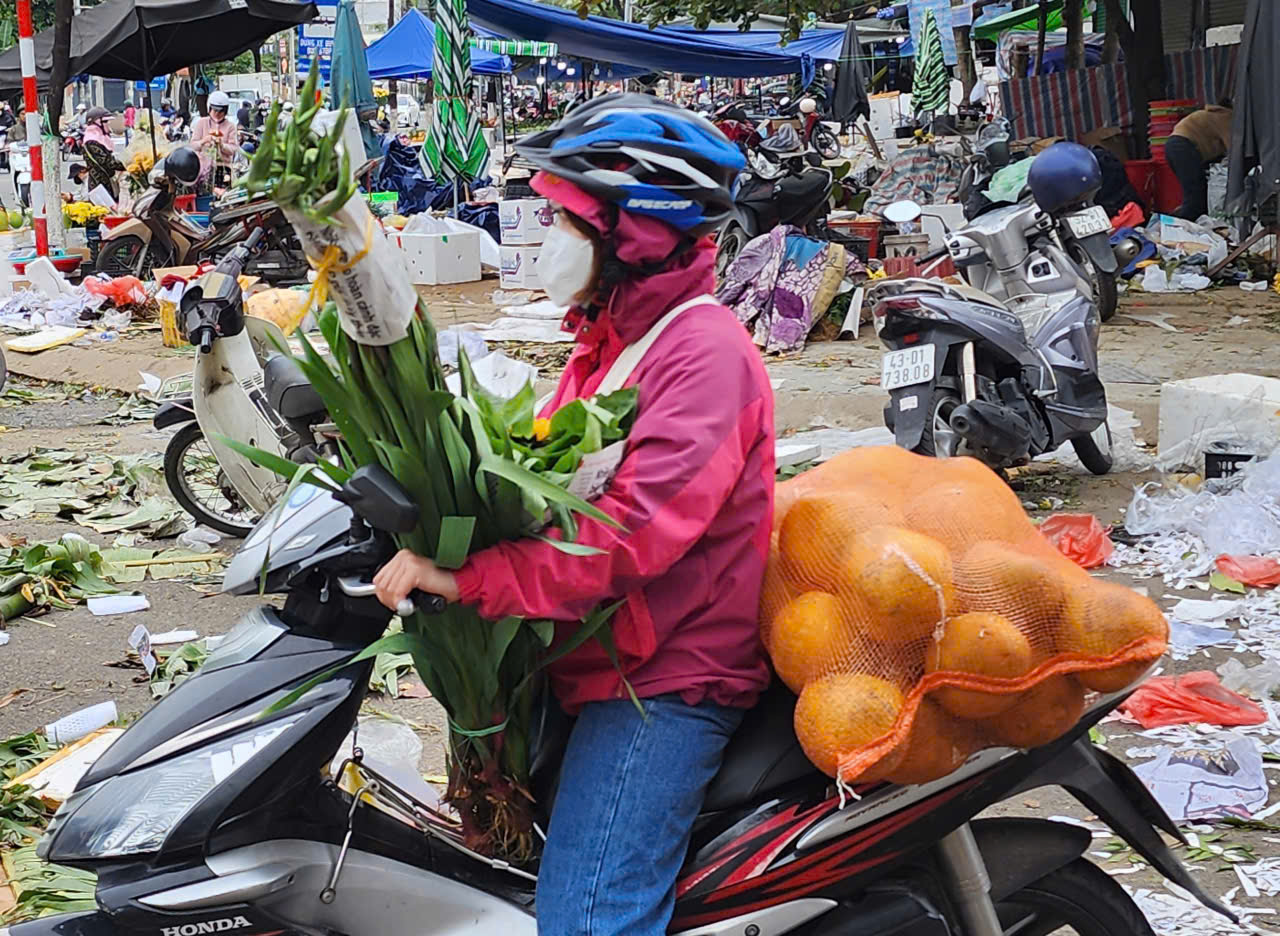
left=153, top=399, right=195, bottom=430
left=1073, top=230, right=1118, bottom=274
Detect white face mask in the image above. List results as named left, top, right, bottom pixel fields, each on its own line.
left=538, top=222, right=596, bottom=308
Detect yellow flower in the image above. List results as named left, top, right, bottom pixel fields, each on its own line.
left=532, top=417, right=551, bottom=442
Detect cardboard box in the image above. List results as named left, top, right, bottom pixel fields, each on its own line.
left=499, top=198, right=554, bottom=245
left=500, top=244, right=541, bottom=290
left=395, top=230, right=481, bottom=285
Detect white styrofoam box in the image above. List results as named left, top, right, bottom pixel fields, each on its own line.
left=500, top=244, right=541, bottom=290
left=0, top=229, right=35, bottom=251
left=66, top=227, right=88, bottom=249
left=499, top=198, right=554, bottom=245
left=394, top=230, right=481, bottom=286
left=1157, top=373, right=1280, bottom=470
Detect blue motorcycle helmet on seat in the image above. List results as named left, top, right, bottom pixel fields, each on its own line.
left=1027, top=142, right=1102, bottom=213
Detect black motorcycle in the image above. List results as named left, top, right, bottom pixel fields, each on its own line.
left=13, top=455, right=1232, bottom=936
left=715, top=125, right=833, bottom=278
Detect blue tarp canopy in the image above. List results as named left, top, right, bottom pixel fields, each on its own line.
left=666, top=26, right=847, bottom=62
left=466, top=0, right=816, bottom=84
left=366, top=8, right=510, bottom=79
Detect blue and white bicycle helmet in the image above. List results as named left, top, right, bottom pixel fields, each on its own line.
left=515, top=92, right=745, bottom=237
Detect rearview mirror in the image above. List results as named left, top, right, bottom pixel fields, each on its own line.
left=336, top=464, right=420, bottom=534
left=883, top=199, right=923, bottom=225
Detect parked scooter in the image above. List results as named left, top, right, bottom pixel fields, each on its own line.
left=153, top=226, right=333, bottom=536
left=715, top=125, right=833, bottom=277
left=8, top=142, right=31, bottom=209
left=15, top=462, right=1230, bottom=936
left=955, top=122, right=1120, bottom=322
left=96, top=146, right=309, bottom=284
left=872, top=146, right=1137, bottom=473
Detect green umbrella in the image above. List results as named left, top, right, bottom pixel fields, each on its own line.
left=912, top=7, right=950, bottom=119
left=328, top=0, right=381, bottom=160
left=420, top=0, right=489, bottom=186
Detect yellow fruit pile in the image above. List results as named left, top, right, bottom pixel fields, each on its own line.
left=762, top=446, right=1167, bottom=787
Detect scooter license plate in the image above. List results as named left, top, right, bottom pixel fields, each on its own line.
left=881, top=345, right=936, bottom=391
left=1065, top=205, right=1111, bottom=239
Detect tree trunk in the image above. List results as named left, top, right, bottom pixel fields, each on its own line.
left=45, top=0, right=73, bottom=249
left=387, top=0, right=398, bottom=130
left=252, top=47, right=262, bottom=73
left=1032, top=0, right=1049, bottom=76
left=954, top=24, right=977, bottom=100
left=47, top=0, right=73, bottom=131
left=1064, top=0, right=1085, bottom=71
left=1101, top=0, right=1162, bottom=157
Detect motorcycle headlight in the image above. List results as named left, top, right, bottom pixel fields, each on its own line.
left=40, top=716, right=301, bottom=861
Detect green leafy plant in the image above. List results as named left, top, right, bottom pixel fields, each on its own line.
left=0, top=534, right=117, bottom=621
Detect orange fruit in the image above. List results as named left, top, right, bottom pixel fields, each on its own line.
left=953, top=540, right=1080, bottom=638
left=1058, top=582, right=1168, bottom=692
left=835, top=526, right=954, bottom=643
left=925, top=611, right=1033, bottom=719
left=794, top=673, right=904, bottom=779
left=779, top=491, right=903, bottom=591
left=982, top=675, right=1085, bottom=748
left=903, top=480, right=1031, bottom=555
left=759, top=543, right=802, bottom=629
left=768, top=592, right=852, bottom=692
left=886, top=698, right=985, bottom=786
left=805, top=445, right=926, bottom=490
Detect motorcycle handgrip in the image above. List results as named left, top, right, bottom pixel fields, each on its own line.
left=199, top=328, right=214, bottom=354
left=396, top=590, right=446, bottom=618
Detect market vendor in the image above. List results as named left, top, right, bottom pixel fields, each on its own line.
left=61, top=163, right=89, bottom=204
left=1166, top=98, right=1233, bottom=221
left=82, top=107, right=124, bottom=202
left=191, top=91, right=239, bottom=189
left=372, top=95, right=773, bottom=935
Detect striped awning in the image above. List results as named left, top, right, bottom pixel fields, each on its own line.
left=472, top=38, right=557, bottom=57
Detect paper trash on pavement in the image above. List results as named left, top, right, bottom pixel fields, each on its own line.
left=87, top=594, right=151, bottom=616
left=1132, top=734, right=1268, bottom=822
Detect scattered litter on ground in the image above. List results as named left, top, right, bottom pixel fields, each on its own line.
left=86, top=594, right=149, bottom=616
left=1119, top=309, right=1180, bottom=331
left=1239, top=281, right=1267, bottom=292
left=0, top=533, right=117, bottom=619
left=44, top=701, right=118, bottom=746
left=1133, top=733, right=1268, bottom=822
left=1217, top=555, right=1280, bottom=588
left=1168, top=618, right=1238, bottom=658
left=1121, top=673, right=1267, bottom=728
left=1219, top=659, right=1280, bottom=700
left=1038, top=513, right=1114, bottom=568
left=0, top=448, right=185, bottom=537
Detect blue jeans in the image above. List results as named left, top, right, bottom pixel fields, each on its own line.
left=536, top=695, right=744, bottom=935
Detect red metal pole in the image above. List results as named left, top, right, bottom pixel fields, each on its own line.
left=16, top=0, right=48, bottom=256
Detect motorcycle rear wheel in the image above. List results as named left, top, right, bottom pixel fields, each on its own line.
left=912, top=388, right=961, bottom=458
left=1094, top=269, right=1118, bottom=323
left=163, top=422, right=258, bottom=538
left=96, top=234, right=157, bottom=279
left=996, top=857, right=1155, bottom=935
left=715, top=223, right=749, bottom=280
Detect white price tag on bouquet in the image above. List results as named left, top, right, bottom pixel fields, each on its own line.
left=567, top=441, right=626, bottom=502
left=284, top=197, right=417, bottom=346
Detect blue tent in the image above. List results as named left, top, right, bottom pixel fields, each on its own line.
left=666, top=26, right=847, bottom=62
left=366, top=8, right=510, bottom=79
left=467, top=0, right=816, bottom=85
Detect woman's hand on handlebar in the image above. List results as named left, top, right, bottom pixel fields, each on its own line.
left=373, top=549, right=459, bottom=612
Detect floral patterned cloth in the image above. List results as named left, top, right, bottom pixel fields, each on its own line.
left=717, top=226, right=865, bottom=355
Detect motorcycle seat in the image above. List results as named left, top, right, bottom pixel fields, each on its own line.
left=264, top=354, right=326, bottom=421
left=702, top=680, right=818, bottom=811
left=528, top=681, right=819, bottom=822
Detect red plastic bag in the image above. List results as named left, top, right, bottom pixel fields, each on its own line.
left=1110, top=201, right=1145, bottom=231
left=85, top=274, right=147, bottom=307
left=1216, top=555, right=1280, bottom=588
left=1120, top=671, right=1268, bottom=728
left=1039, top=513, right=1114, bottom=569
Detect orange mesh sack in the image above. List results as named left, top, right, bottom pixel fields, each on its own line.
left=763, top=447, right=1167, bottom=788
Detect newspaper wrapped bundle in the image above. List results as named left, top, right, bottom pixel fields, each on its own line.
left=762, top=446, right=1168, bottom=791
left=228, top=65, right=631, bottom=862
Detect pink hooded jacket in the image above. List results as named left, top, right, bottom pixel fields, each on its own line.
left=453, top=172, right=775, bottom=713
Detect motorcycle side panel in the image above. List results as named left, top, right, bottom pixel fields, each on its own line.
left=98, top=218, right=152, bottom=248
left=6, top=911, right=118, bottom=936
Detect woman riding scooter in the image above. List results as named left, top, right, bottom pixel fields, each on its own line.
left=373, top=94, right=776, bottom=936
